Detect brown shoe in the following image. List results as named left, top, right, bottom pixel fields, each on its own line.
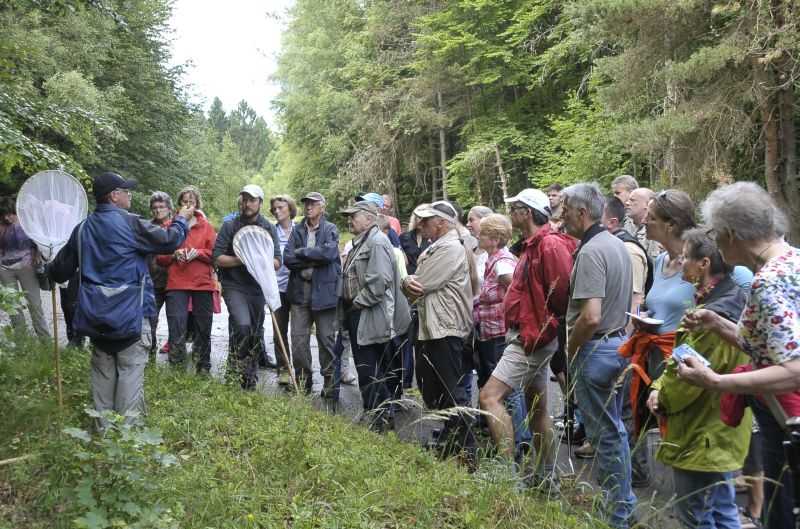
left=575, top=440, right=596, bottom=459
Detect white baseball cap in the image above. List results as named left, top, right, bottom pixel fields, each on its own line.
left=240, top=184, right=264, bottom=200
left=413, top=200, right=458, bottom=222
left=504, top=189, right=551, bottom=218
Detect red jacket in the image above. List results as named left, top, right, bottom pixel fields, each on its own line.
left=504, top=224, right=576, bottom=352
left=156, top=211, right=217, bottom=291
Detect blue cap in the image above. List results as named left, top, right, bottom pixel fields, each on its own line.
left=354, top=192, right=384, bottom=208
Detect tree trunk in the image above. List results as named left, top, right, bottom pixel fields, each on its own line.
left=494, top=144, right=509, bottom=210
left=437, top=91, right=448, bottom=201
left=770, top=0, right=800, bottom=242
left=429, top=133, right=438, bottom=201
left=753, top=57, right=785, bottom=207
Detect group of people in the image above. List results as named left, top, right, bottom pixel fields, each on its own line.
left=3, top=169, right=799, bottom=529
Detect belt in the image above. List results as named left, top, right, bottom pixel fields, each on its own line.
left=591, top=328, right=626, bottom=341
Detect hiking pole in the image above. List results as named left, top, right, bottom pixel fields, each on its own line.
left=563, top=324, right=575, bottom=476
left=270, top=310, right=298, bottom=392
left=51, top=278, right=63, bottom=411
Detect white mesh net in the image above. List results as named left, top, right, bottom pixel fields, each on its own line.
left=232, top=225, right=282, bottom=312
left=15, top=169, right=88, bottom=261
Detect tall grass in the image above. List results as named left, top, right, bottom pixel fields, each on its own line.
left=0, top=337, right=597, bottom=529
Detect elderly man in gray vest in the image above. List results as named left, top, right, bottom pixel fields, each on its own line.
left=340, top=200, right=410, bottom=431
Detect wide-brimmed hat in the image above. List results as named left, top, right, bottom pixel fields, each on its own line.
left=340, top=200, right=379, bottom=216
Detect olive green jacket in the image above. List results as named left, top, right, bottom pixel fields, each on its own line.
left=652, top=277, right=751, bottom=472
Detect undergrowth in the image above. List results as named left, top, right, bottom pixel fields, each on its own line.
left=0, top=336, right=598, bottom=528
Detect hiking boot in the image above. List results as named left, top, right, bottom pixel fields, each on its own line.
left=525, top=471, right=561, bottom=498
left=575, top=440, right=596, bottom=459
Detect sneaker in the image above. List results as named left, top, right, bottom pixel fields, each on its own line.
left=277, top=371, right=291, bottom=386
left=739, top=507, right=762, bottom=529
left=159, top=342, right=170, bottom=355
left=575, top=440, right=596, bottom=459
left=341, top=371, right=358, bottom=385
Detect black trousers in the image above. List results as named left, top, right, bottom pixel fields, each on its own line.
left=271, top=291, right=290, bottom=369
left=416, top=336, right=476, bottom=454
left=223, top=287, right=265, bottom=389
left=166, top=290, right=213, bottom=370
left=345, top=308, right=392, bottom=420
left=60, top=280, right=84, bottom=346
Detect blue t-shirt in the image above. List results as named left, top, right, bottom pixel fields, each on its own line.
left=645, top=253, right=695, bottom=333
left=730, top=265, right=754, bottom=292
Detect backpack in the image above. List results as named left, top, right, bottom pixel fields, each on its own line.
left=614, top=229, right=654, bottom=295
left=72, top=221, right=146, bottom=341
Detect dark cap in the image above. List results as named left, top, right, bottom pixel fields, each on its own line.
left=93, top=171, right=136, bottom=199
left=301, top=192, right=326, bottom=204
left=340, top=200, right=379, bottom=216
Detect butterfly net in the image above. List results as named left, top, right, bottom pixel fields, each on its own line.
left=16, top=170, right=88, bottom=261
left=233, top=225, right=282, bottom=312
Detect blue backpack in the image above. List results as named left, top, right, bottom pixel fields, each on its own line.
left=72, top=222, right=147, bottom=341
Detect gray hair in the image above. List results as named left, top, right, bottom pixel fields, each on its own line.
left=562, top=182, right=605, bottom=222
left=149, top=191, right=173, bottom=211
left=701, top=182, right=788, bottom=242
left=612, top=174, right=639, bottom=191
left=468, top=205, right=493, bottom=220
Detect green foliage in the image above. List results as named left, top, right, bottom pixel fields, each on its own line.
left=0, top=0, right=200, bottom=210
left=535, top=92, right=628, bottom=188
left=63, top=410, right=183, bottom=529
left=0, top=283, right=25, bottom=315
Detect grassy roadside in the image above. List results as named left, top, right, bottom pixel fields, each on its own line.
left=0, top=337, right=598, bottom=529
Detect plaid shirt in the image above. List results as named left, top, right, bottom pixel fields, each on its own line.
left=477, top=248, right=517, bottom=340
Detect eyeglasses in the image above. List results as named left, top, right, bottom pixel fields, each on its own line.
left=114, top=188, right=132, bottom=196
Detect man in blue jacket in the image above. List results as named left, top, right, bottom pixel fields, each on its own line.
left=284, top=192, right=341, bottom=401
left=49, top=172, right=192, bottom=429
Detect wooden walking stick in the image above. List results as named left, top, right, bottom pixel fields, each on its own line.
left=51, top=283, right=63, bottom=411
left=270, top=310, right=298, bottom=392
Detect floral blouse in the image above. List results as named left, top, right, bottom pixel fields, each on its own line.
left=737, top=246, right=800, bottom=366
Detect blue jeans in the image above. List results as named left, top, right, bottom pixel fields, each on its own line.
left=573, top=336, right=636, bottom=528
left=672, top=469, right=739, bottom=529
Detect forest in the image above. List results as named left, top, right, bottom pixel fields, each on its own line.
left=2, top=0, right=799, bottom=237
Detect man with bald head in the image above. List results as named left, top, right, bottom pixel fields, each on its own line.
left=626, top=187, right=661, bottom=260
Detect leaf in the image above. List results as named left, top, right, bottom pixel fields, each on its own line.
left=121, top=501, right=142, bottom=516
left=64, top=427, right=92, bottom=443
left=79, top=508, right=110, bottom=529
left=76, top=479, right=97, bottom=509
left=137, top=429, right=163, bottom=446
